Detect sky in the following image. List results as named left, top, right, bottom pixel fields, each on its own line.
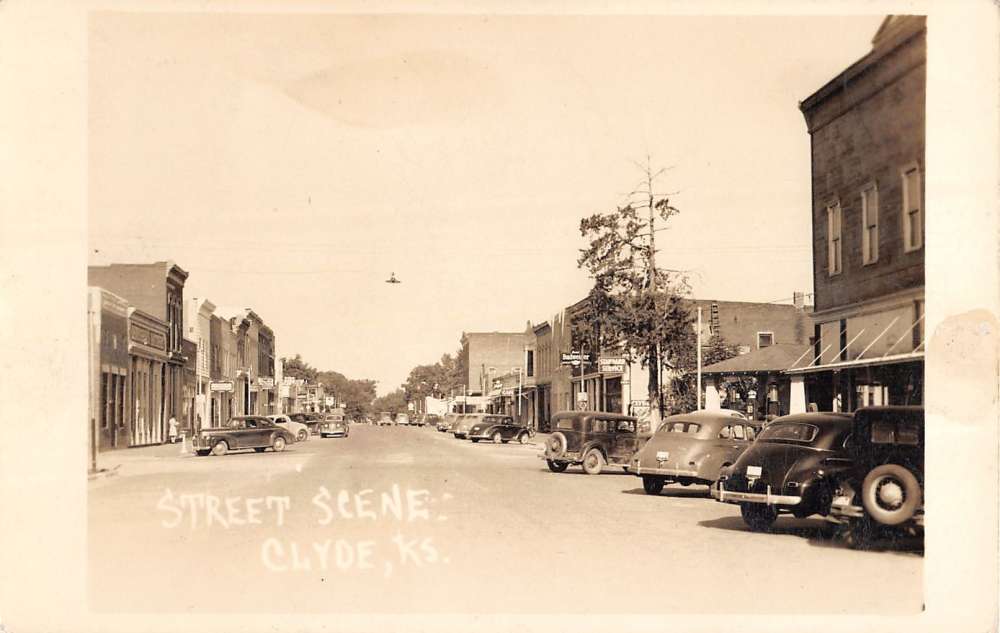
left=87, top=12, right=885, bottom=395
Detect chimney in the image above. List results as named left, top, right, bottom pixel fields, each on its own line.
left=793, top=291, right=805, bottom=310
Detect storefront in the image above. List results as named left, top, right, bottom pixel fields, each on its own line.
left=127, top=309, right=169, bottom=446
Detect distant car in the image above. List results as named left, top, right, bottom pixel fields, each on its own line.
left=438, top=413, right=460, bottom=432
left=410, top=414, right=426, bottom=427
left=423, top=414, right=441, bottom=429
left=541, top=411, right=640, bottom=475
left=319, top=414, right=350, bottom=438
left=712, top=412, right=854, bottom=531
left=266, top=414, right=310, bottom=442
left=630, top=410, right=757, bottom=495
left=826, top=406, right=924, bottom=544
left=468, top=415, right=530, bottom=444
left=396, top=413, right=410, bottom=426
left=377, top=412, right=394, bottom=426
left=193, top=415, right=296, bottom=457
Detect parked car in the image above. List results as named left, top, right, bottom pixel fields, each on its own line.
left=630, top=409, right=758, bottom=495
left=266, top=414, right=310, bottom=442
left=396, top=413, right=410, bottom=426
left=319, top=413, right=350, bottom=438
left=437, top=413, right=460, bottom=432
left=286, top=412, right=320, bottom=435
left=541, top=411, right=640, bottom=475
left=468, top=415, right=530, bottom=444
left=452, top=414, right=482, bottom=439
left=424, top=414, right=441, bottom=429
left=712, top=412, right=854, bottom=531
left=826, top=406, right=924, bottom=543
left=377, top=412, right=394, bottom=426
left=193, top=415, right=296, bottom=457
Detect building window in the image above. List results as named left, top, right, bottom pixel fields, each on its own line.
left=901, top=163, right=923, bottom=252
left=861, top=182, right=879, bottom=264
left=757, top=332, right=774, bottom=348
left=526, top=350, right=534, bottom=377
left=826, top=201, right=842, bottom=275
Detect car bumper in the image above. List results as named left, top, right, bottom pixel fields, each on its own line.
left=468, top=433, right=493, bottom=441
left=825, top=496, right=925, bottom=527
left=634, top=463, right=699, bottom=478
left=539, top=452, right=581, bottom=463
left=712, top=481, right=802, bottom=506
left=321, top=430, right=347, bottom=436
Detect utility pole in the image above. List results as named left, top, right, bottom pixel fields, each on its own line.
left=697, top=307, right=703, bottom=410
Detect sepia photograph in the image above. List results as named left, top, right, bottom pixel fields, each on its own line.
left=0, top=1, right=997, bottom=632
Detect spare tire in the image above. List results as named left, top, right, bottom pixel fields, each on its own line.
left=861, top=464, right=921, bottom=526
left=547, top=432, right=567, bottom=458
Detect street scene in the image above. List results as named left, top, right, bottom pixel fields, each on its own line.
left=82, top=11, right=931, bottom=620
left=89, top=423, right=922, bottom=614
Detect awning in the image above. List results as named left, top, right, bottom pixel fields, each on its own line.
left=784, top=351, right=924, bottom=375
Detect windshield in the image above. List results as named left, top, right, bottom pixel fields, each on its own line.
left=757, top=423, right=819, bottom=444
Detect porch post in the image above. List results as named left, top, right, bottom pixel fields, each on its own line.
left=789, top=374, right=806, bottom=414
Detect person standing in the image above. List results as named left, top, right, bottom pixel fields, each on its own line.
left=168, top=416, right=179, bottom=443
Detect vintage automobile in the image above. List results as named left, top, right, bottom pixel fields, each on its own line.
left=287, top=412, right=320, bottom=435
left=630, top=409, right=758, bottom=494
left=712, top=412, right=854, bottom=531
left=541, top=411, right=639, bottom=475
left=266, top=414, right=310, bottom=442
left=319, top=413, right=350, bottom=438
left=468, top=415, right=530, bottom=444
left=437, top=413, right=460, bottom=432
left=377, top=412, right=394, bottom=426
left=422, top=414, right=441, bottom=428
left=396, top=413, right=411, bottom=426
left=193, top=415, right=297, bottom=457
left=452, top=414, right=482, bottom=439
left=826, top=406, right=924, bottom=543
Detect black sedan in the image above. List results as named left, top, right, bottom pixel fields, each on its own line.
left=467, top=415, right=530, bottom=444
left=712, top=412, right=853, bottom=531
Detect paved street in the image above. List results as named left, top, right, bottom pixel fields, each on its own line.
left=89, top=425, right=922, bottom=615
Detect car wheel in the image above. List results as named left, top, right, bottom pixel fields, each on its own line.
left=517, top=432, right=529, bottom=445
left=254, top=447, right=266, bottom=453
left=297, top=429, right=308, bottom=442
left=210, top=440, right=228, bottom=456
left=861, top=464, right=921, bottom=526
left=272, top=435, right=287, bottom=453
left=471, top=439, right=480, bottom=443
left=642, top=476, right=665, bottom=495
left=740, top=503, right=777, bottom=532
left=196, top=449, right=210, bottom=457
left=582, top=448, right=605, bottom=475
left=492, top=431, right=502, bottom=444
left=546, top=460, right=569, bottom=473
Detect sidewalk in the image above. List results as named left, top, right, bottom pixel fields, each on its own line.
left=88, top=439, right=198, bottom=481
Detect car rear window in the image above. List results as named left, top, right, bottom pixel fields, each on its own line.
left=758, top=423, right=818, bottom=443
left=659, top=421, right=700, bottom=434
left=871, top=419, right=921, bottom=445
left=556, top=419, right=575, bottom=430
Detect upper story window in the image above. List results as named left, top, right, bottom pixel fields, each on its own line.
left=901, top=163, right=923, bottom=252
left=861, top=182, right=879, bottom=264
left=757, top=332, right=774, bottom=348
left=526, top=350, right=534, bottom=377
left=826, top=201, right=842, bottom=275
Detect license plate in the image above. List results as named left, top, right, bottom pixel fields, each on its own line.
left=746, top=466, right=762, bottom=477
left=656, top=451, right=669, bottom=461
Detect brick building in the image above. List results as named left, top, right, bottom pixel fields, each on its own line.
left=790, top=15, right=925, bottom=411
left=88, top=261, right=189, bottom=441
left=87, top=287, right=130, bottom=454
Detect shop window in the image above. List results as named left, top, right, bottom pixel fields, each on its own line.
left=913, top=300, right=924, bottom=350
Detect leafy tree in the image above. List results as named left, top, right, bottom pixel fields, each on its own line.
left=576, top=160, right=693, bottom=422
left=372, top=389, right=408, bottom=415
left=280, top=354, right=318, bottom=382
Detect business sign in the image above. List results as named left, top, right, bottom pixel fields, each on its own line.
left=257, top=377, right=275, bottom=389
left=501, top=388, right=515, bottom=397
left=492, top=379, right=503, bottom=390
left=598, top=357, right=626, bottom=373
left=576, top=392, right=589, bottom=404
left=209, top=381, right=234, bottom=392
left=561, top=351, right=594, bottom=366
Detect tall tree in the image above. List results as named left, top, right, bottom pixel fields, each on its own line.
left=577, top=158, right=694, bottom=421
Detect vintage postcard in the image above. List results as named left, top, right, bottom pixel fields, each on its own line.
left=0, top=1, right=997, bottom=632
